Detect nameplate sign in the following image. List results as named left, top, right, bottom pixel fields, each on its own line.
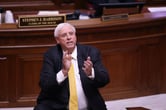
left=101, top=13, right=128, bottom=21
left=18, top=14, right=66, bottom=28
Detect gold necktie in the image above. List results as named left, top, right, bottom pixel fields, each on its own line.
left=68, top=62, right=78, bottom=110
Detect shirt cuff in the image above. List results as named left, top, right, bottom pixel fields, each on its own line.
left=56, top=70, right=67, bottom=84
left=88, top=68, right=95, bottom=79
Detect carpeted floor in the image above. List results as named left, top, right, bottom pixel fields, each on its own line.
left=106, top=94, right=166, bottom=110
left=0, top=94, right=166, bottom=110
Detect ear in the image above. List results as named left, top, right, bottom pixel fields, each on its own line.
left=55, top=37, right=59, bottom=44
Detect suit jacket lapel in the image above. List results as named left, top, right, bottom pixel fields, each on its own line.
left=77, top=44, right=88, bottom=79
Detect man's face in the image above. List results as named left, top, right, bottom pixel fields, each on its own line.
left=55, top=25, right=77, bottom=53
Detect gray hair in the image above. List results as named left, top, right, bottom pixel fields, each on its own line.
left=54, top=23, right=76, bottom=38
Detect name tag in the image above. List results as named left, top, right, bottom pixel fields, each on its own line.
left=101, top=13, right=128, bottom=21
left=18, top=14, right=66, bottom=28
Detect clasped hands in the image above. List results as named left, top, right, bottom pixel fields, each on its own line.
left=62, top=51, right=93, bottom=77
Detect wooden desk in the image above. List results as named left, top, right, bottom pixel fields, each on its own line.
left=0, top=12, right=166, bottom=107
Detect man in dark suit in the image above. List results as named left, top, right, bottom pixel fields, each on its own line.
left=34, top=23, right=110, bottom=110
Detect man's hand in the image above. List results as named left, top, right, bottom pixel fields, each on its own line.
left=62, top=51, right=72, bottom=76
left=82, top=56, right=93, bottom=76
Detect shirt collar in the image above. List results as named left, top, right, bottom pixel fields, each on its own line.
left=71, top=46, right=77, bottom=60
left=62, top=46, right=77, bottom=60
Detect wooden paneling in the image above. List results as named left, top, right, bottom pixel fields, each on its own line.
left=0, top=56, right=9, bottom=105
left=160, top=37, right=166, bottom=92
left=16, top=54, right=42, bottom=101
left=0, top=12, right=166, bottom=107
left=0, top=0, right=56, bottom=11
left=94, top=33, right=162, bottom=100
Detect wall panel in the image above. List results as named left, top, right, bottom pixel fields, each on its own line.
left=0, top=56, right=9, bottom=105
left=16, top=54, right=42, bottom=102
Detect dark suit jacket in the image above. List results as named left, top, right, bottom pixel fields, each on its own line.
left=35, top=43, right=110, bottom=110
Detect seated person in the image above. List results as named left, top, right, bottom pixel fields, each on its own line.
left=87, top=0, right=136, bottom=17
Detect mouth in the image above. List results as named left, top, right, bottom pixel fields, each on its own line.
left=66, top=41, right=73, bottom=45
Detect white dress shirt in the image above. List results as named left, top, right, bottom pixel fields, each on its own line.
left=56, top=46, right=95, bottom=110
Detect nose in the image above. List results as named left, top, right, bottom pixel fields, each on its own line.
left=66, top=33, right=71, bottom=39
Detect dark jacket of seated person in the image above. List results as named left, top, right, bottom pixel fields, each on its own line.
left=88, top=0, right=136, bottom=4
left=88, top=0, right=136, bottom=17
left=88, top=0, right=137, bottom=8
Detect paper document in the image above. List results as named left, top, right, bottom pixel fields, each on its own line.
left=38, top=11, right=59, bottom=15
left=148, top=7, right=166, bottom=12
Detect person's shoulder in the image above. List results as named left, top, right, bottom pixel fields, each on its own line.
left=45, top=45, right=56, bottom=52
left=44, top=44, right=61, bottom=55
left=77, top=43, right=99, bottom=52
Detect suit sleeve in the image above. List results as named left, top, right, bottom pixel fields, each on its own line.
left=39, top=52, right=62, bottom=91
left=89, top=47, right=110, bottom=88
